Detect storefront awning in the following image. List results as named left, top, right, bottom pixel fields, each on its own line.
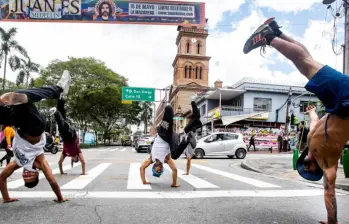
left=221, top=112, right=266, bottom=126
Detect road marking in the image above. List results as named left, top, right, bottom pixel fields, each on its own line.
left=164, top=164, right=219, bottom=189
left=120, top=148, right=127, bottom=152
left=109, top=149, right=118, bottom=152
left=192, top=164, right=281, bottom=188
left=6, top=189, right=346, bottom=199
left=61, top=163, right=111, bottom=190
left=127, top=163, right=151, bottom=190
left=7, top=163, right=81, bottom=189
left=98, top=149, right=108, bottom=152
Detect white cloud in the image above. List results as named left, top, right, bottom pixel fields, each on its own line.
left=255, top=0, right=323, bottom=13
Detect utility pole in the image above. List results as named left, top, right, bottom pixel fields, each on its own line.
left=345, top=1, right=349, bottom=75
left=283, top=87, right=292, bottom=152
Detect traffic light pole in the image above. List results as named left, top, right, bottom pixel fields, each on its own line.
left=283, top=87, right=292, bottom=152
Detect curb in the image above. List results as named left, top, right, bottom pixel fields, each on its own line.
left=240, top=160, right=349, bottom=192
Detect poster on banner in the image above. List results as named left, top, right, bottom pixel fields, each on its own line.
left=1, top=0, right=205, bottom=26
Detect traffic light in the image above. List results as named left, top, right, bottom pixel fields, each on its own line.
left=291, top=113, right=295, bottom=125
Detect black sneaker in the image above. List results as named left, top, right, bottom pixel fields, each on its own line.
left=265, top=17, right=282, bottom=36
left=243, top=23, right=274, bottom=54
left=187, top=132, right=197, bottom=149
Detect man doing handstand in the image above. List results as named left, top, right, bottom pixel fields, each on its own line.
left=140, top=101, right=201, bottom=187
left=52, top=97, right=86, bottom=175
left=243, top=17, right=349, bottom=224
left=0, top=71, right=71, bottom=203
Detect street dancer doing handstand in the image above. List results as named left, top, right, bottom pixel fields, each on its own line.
left=140, top=101, right=201, bottom=187
left=243, top=17, right=349, bottom=224
left=0, top=71, right=71, bottom=203
left=53, top=97, right=86, bottom=175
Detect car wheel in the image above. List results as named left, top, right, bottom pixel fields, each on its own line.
left=194, top=148, right=204, bottom=159
left=227, top=155, right=234, bottom=159
left=235, top=148, right=247, bottom=159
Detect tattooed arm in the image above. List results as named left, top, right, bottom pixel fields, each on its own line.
left=321, top=166, right=338, bottom=224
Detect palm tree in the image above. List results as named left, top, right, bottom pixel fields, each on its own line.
left=139, top=101, right=153, bottom=135
left=16, top=58, right=40, bottom=87
left=0, top=27, right=28, bottom=90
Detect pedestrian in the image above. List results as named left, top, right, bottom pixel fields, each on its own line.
left=140, top=101, right=201, bottom=187
left=243, top=17, right=349, bottom=224
left=0, top=70, right=71, bottom=203
left=248, top=134, right=256, bottom=151
left=0, top=124, right=15, bottom=167
left=52, top=97, right=86, bottom=175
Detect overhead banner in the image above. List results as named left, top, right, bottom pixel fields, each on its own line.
left=1, top=0, right=206, bottom=26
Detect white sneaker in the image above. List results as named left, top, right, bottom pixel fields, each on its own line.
left=57, top=70, right=71, bottom=96
left=49, top=107, right=57, bottom=116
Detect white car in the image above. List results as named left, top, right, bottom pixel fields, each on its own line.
left=192, top=132, right=248, bottom=159
left=135, top=135, right=155, bottom=153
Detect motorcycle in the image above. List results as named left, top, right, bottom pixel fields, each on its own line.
left=44, top=133, right=59, bottom=154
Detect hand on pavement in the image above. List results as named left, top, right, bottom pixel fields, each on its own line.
left=143, top=181, right=151, bottom=185
left=3, top=198, right=19, bottom=203
left=54, top=198, right=69, bottom=203
left=319, top=221, right=339, bottom=224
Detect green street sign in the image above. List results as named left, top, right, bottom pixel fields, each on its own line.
left=122, top=87, right=155, bottom=102
left=173, top=117, right=184, bottom=121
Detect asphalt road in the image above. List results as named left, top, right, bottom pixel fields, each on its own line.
left=0, top=147, right=348, bottom=224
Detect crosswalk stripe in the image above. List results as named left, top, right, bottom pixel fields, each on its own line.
left=127, top=163, right=151, bottom=190
left=192, top=164, right=281, bottom=188
left=61, top=163, right=111, bottom=189
left=132, top=148, right=136, bottom=152
left=98, top=149, right=108, bottom=152
left=109, top=149, right=118, bottom=152
left=164, top=164, right=219, bottom=189
left=120, top=148, right=127, bottom=152
left=7, top=163, right=81, bottom=189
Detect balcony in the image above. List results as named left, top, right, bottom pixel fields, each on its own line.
left=220, top=106, right=256, bottom=116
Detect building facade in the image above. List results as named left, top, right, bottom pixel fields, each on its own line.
left=193, top=77, right=319, bottom=135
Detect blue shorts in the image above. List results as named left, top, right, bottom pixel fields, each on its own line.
left=305, top=65, right=349, bottom=119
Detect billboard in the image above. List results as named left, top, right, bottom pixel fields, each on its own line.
left=0, top=0, right=206, bottom=26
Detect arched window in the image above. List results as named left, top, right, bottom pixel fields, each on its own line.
left=186, top=42, right=190, bottom=53
left=195, top=67, right=199, bottom=79
left=199, top=67, right=203, bottom=79
left=197, top=43, right=201, bottom=54
left=189, top=66, right=192, bottom=79
left=184, top=66, right=188, bottom=78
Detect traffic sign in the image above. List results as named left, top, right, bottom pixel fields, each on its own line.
left=122, top=87, right=155, bottom=102
left=173, top=117, right=184, bottom=121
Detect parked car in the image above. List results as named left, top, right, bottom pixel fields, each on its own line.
left=135, top=135, right=155, bottom=153
left=192, top=132, right=247, bottom=159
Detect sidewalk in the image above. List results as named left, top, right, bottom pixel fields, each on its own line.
left=241, top=157, right=349, bottom=191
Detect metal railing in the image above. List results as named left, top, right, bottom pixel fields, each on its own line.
left=220, top=106, right=255, bottom=116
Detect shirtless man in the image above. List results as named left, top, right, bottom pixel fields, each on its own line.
left=52, top=98, right=86, bottom=175
left=0, top=71, right=71, bottom=203
left=243, top=17, right=349, bottom=224
left=140, top=101, right=201, bottom=187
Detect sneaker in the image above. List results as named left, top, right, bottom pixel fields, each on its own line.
left=184, top=119, right=202, bottom=134
left=264, top=17, right=282, bottom=36
left=0, top=92, right=28, bottom=105
left=57, top=70, right=71, bottom=96
left=49, top=107, right=57, bottom=116
left=243, top=23, right=274, bottom=54
left=187, top=132, right=197, bottom=149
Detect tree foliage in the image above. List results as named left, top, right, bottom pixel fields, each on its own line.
left=36, top=57, right=141, bottom=143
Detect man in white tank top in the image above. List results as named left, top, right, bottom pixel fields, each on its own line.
left=140, top=102, right=201, bottom=188
left=0, top=71, right=71, bottom=203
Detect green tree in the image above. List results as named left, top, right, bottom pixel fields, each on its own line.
left=36, top=57, right=141, bottom=143
left=16, top=58, right=40, bottom=87
left=0, top=27, right=28, bottom=90
left=138, top=101, right=153, bottom=135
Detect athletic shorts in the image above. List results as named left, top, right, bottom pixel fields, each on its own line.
left=305, top=65, right=349, bottom=118
left=185, top=145, right=195, bottom=157
left=62, top=147, right=82, bottom=158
